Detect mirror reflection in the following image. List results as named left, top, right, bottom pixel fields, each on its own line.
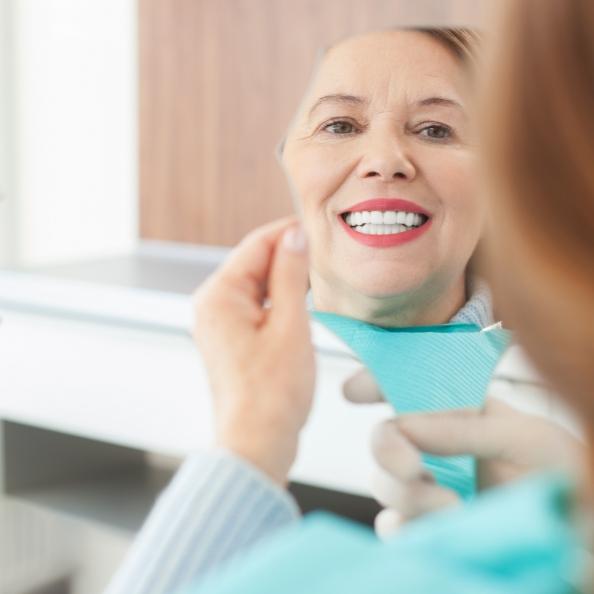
left=281, top=29, right=484, bottom=328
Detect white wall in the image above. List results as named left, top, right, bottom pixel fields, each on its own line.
left=0, top=0, right=16, bottom=265
left=3, top=0, right=138, bottom=267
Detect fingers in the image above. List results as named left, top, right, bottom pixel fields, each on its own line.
left=374, top=508, right=403, bottom=540
left=193, top=217, right=303, bottom=336
left=394, top=404, right=581, bottom=467
left=395, top=408, right=510, bottom=460
left=343, top=368, right=386, bottom=404
left=370, top=419, right=460, bottom=534
left=371, top=419, right=459, bottom=515
left=371, top=467, right=460, bottom=519
left=388, top=403, right=585, bottom=489
left=215, top=217, right=299, bottom=304
left=371, top=420, right=425, bottom=481
left=267, top=223, right=310, bottom=332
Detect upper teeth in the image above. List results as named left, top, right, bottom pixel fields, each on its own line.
left=345, top=211, right=424, bottom=227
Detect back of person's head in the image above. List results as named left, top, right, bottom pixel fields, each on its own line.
left=482, top=0, right=594, bottom=433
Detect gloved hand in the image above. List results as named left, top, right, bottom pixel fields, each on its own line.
left=193, top=217, right=315, bottom=487
left=344, top=367, right=583, bottom=539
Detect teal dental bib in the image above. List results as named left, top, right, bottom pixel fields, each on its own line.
left=312, top=311, right=512, bottom=500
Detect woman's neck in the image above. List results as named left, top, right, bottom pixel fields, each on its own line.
left=310, top=275, right=467, bottom=328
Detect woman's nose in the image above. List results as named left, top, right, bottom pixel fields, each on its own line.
left=356, top=134, right=416, bottom=182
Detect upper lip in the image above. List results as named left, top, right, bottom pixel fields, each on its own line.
left=339, top=198, right=431, bottom=218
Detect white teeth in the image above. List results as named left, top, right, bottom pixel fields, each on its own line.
left=383, top=211, right=397, bottom=225
left=352, top=223, right=410, bottom=235
left=344, top=209, right=427, bottom=232
left=370, top=211, right=383, bottom=224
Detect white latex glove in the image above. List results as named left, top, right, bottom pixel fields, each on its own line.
left=344, top=368, right=583, bottom=539
left=193, top=217, right=315, bottom=486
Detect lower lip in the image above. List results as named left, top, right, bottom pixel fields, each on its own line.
left=338, top=215, right=432, bottom=247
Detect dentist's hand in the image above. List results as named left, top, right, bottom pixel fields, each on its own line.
left=344, top=369, right=583, bottom=538
left=193, top=218, right=315, bottom=486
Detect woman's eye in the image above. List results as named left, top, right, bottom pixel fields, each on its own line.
left=322, top=120, right=357, bottom=135
left=418, top=124, right=452, bottom=141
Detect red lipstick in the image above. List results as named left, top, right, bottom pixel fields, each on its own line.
left=338, top=197, right=432, bottom=248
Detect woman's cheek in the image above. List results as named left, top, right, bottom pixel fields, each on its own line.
left=286, top=149, right=322, bottom=195
left=283, top=158, right=328, bottom=251
left=427, top=157, right=483, bottom=255
left=289, top=149, right=346, bottom=218
left=430, top=153, right=477, bottom=210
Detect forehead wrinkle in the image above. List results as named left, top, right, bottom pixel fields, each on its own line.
left=364, top=69, right=449, bottom=113
left=368, top=65, right=464, bottom=107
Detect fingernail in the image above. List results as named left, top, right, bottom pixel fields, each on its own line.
left=282, top=224, right=307, bottom=252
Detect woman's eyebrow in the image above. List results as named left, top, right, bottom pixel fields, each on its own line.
left=308, top=94, right=367, bottom=118
left=415, top=96, right=465, bottom=111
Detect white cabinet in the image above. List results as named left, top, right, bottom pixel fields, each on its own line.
left=0, top=259, right=392, bottom=534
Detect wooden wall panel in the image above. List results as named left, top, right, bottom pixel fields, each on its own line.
left=139, top=0, right=485, bottom=246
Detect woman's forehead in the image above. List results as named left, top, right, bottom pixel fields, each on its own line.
left=303, top=30, right=465, bottom=109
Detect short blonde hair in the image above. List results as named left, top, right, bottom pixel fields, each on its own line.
left=414, top=28, right=481, bottom=67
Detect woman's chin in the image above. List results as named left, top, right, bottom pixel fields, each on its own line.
left=311, top=262, right=435, bottom=307
left=357, top=286, right=419, bottom=300
left=344, top=275, right=429, bottom=300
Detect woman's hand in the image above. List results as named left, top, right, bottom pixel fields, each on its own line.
left=344, top=368, right=583, bottom=538
left=193, top=217, right=315, bottom=486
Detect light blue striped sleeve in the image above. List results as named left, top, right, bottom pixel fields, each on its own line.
left=104, top=448, right=301, bottom=594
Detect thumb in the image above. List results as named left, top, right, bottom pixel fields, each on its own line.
left=343, top=367, right=386, bottom=404
left=268, top=223, right=310, bottom=330
left=396, top=409, right=512, bottom=460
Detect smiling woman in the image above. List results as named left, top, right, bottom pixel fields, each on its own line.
left=281, top=28, right=482, bottom=328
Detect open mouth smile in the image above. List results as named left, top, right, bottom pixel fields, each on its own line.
left=338, top=198, right=432, bottom=248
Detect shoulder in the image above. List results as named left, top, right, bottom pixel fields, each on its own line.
left=192, top=475, right=576, bottom=594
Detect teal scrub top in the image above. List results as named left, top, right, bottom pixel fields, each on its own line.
left=189, top=473, right=582, bottom=594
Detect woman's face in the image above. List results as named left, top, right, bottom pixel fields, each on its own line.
left=282, top=31, right=483, bottom=304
